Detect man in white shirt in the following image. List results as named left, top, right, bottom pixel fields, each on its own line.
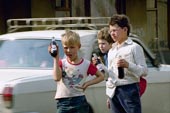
left=106, top=14, right=148, bottom=113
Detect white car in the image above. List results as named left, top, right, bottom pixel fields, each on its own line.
left=1, top=17, right=170, bottom=113
left=0, top=29, right=99, bottom=113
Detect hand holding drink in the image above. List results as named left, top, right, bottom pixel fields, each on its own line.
left=117, top=56, right=124, bottom=79
left=49, top=37, right=58, bottom=57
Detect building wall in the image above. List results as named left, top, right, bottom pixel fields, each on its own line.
left=145, top=0, right=168, bottom=50
left=126, top=0, right=148, bottom=44
left=72, top=0, right=85, bottom=17
left=90, top=0, right=117, bottom=17
left=157, top=0, right=167, bottom=49
left=31, top=0, right=55, bottom=18
left=146, top=0, right=158, bottom=50
left=126, top=0, right=168, bottom=50
left=0, top=0, right=168, bottom=50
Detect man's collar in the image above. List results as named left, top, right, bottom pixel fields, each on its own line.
left=124, top=38, right=133, bottom=45
left=111, top=37, right=133, bottom=50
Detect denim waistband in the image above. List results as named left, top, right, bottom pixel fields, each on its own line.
left=56, top=95, right=86, bottom=101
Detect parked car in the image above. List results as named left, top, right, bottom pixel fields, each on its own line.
left=1, top=17, right=170, bottom=113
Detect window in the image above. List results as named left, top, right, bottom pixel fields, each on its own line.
left=0, top=39, right=64, bottom=68
left=55, top=0, right=71, bottom=17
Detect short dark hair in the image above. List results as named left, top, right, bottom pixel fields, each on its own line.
left=109, top=14, right=131, bottom=36
left=97, top=27, right=114, bottom=44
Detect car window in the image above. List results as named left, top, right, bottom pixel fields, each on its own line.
left=144, top=52, right=154, bottom=67
left=0, top=39, right=64, bottom=68
left=132, top=39, right=155, bottom=67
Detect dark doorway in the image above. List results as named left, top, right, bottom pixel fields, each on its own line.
left=115, top=0, right=126, bottom=14
left=0, top=0, right=31, bottom=33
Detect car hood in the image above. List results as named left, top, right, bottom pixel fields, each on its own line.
left=0, top=68, right=52, bottom=93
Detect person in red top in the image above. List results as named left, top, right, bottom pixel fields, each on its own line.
left=48, top=30, right=104, bottom=113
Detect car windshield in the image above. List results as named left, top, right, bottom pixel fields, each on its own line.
left=0, top=39, right=64, bottom=68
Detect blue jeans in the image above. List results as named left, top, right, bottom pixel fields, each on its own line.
left=109, top=83, right=141, bottom=113
left=56, top=95, right=89, bottom=113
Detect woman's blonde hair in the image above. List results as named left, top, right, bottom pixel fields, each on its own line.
left=61, top=30, right=81, bottom=46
